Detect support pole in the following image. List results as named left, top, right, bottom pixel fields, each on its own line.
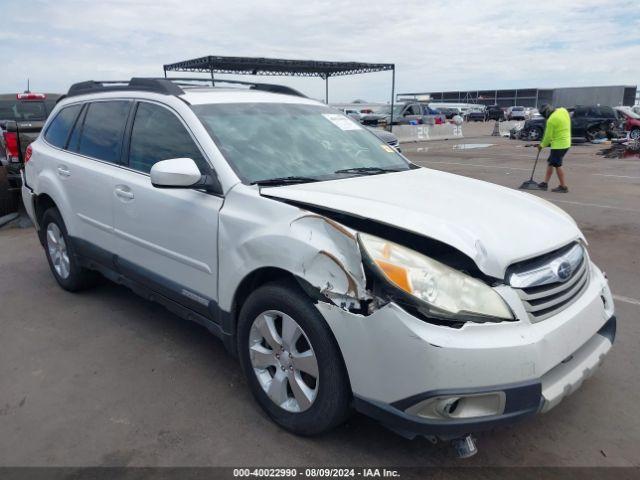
left=163, top=67, right=167, bottom=78
left=210, top=68, right=215, bottom=86
left=325, top=75, right=329, bottom=104
left=389, top=66, right=395, bottom=132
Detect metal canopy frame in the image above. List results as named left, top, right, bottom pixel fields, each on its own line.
left=163, top=55, right=396, bottom=126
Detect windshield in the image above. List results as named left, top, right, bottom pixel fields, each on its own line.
left=193, top=103, right=410, bottom=184
left=0, top=100, right=47, bottom=121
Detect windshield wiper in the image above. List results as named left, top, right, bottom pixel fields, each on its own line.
left=251, top=176, right=319, bottom=186
left=334, top=166, right=405, bottom=175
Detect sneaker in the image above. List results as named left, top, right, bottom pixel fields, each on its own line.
left=538, top=182, right=548, bottom=190
left=552, top=185, right=569, bottom=193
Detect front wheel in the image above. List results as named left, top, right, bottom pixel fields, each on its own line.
left=630, top=128, right=640, bottom=140
left=586, top=127, right=604, bottom=142
left=237, top=280, right=351, bottom=435
left=527, top=126, right=543, bottom=141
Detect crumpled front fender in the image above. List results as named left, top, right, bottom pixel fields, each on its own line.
left=217, top=186, right=369, bottom=312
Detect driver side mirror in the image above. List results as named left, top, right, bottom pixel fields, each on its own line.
left=150, top=158, right=222, bottom=194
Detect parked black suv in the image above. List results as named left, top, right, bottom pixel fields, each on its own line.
left=486, top=105, right=505, bottom=121
left=519, top=105, right=618, bottom=142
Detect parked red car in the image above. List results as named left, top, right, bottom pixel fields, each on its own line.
left=617, top=108, right=640, bottom=140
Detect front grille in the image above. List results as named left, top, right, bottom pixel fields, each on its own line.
left=509, top=244, right=591, bottom=322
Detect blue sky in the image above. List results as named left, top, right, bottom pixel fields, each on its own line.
left=1, top=0, right=639, bottom=102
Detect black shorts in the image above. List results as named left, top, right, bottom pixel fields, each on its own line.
left=548, top=148, right=569, bottom=167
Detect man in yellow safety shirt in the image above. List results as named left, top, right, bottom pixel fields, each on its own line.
left=537, top=104, right=571, bottom=192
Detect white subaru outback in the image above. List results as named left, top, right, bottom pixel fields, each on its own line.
left=22, top=78, right=616, bottom=445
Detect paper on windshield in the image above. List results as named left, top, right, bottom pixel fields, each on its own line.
left=322, top=113, right=362, bottom=131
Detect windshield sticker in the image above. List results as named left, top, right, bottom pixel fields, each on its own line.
left=322, top=113, right=362, bottom=131
left=380, top=144, right=395, bottom=153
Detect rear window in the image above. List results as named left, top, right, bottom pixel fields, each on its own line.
left=512, top=107, right=524, bottom=111
left=0, top=100, right=47, bottom=121
left=77, top=101, right=131, bottom=163
left=44, top=104, right=82, bottom=148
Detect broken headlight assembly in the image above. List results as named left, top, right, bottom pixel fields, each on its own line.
left=358, top=233, right=514, bottom=324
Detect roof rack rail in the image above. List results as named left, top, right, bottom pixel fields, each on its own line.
left=67, top=78, right=184, bottom=98
left=66, top=77, right=307, bottom=99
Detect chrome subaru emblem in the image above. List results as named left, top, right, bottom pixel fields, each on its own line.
left=556, top=261, right=572, bottom=281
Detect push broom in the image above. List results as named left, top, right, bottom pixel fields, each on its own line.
left=519, top=148, right=545, bottom=190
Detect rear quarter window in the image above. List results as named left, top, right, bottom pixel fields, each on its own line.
left=44, top=104, right=82, bottom=149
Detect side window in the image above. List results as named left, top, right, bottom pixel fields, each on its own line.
left=403, top=105, right=415, bottom=116
left=78, top=101, right=130, bottom=163
left=599, top=107, right=614, bottom=118
left=128, top=102, right=206, bottom=174
left=43, top=104, right=82, bottom=148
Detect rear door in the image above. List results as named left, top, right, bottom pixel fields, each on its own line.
left=111, top=100, right=222, bottom=316
left=53, top=100, right=132, bottom=255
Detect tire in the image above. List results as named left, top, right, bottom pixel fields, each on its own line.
left=237, top=280, right=351, bottom=435
left=528, top=126, right=543, bottom=141
left=41, top=208, right=98, bottom=291
left=630, top=128, right=640, bottom=140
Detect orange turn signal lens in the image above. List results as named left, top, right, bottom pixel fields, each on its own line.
left=375, top=259, right=412, bottom=293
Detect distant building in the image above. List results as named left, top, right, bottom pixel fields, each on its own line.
left=397, top=85, right=637, bottom=108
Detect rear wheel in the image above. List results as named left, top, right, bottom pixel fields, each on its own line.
left=41, top=208, right=98, bottom=291
left=630, top=128, right=640, bottom=140
left=237, top=280, right=351, bottom=435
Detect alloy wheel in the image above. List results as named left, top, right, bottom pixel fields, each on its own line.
left=248, top=310, right=319, bottom=412
left=528, top=128, right=541, bottom=141
left=46, top=223, right=70, bottom=279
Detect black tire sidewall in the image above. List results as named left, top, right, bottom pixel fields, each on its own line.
left=237, top=280, right=351, bottom=435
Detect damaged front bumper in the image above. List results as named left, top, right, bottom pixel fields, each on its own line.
left=352, top=315, right=614, bottom=439
left=317, top=264, right=615, bottom=438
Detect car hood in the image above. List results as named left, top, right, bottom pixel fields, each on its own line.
left=262, top=168, right=583, bottom=279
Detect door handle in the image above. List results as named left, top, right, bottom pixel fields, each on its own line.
left=114, top=186, right=134, bottom=200
left=57, top=166, right=71, bottom=177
